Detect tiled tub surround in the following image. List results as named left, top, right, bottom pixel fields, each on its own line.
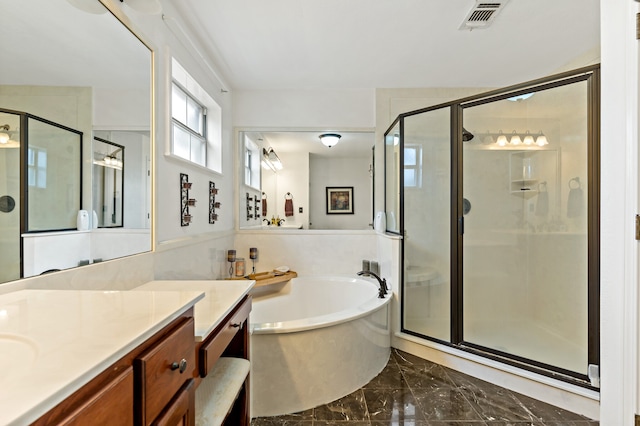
left=250, top=276, right=392, bottom=417
left=251, top=349, right=598, bottom=426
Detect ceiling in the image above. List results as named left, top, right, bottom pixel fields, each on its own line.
left=170, top=0, right=600, bottom=91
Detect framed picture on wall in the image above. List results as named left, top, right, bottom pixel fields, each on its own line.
left=326, top=187, right=354, bottom=214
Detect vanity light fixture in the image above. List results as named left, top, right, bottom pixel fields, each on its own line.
left=0, top=125, right=10, bottom=144
left=319, top=133, right=341, bottom=148
left=262, top=148, right=283, bottom=171
left=491, top=130, right=550, bottom=148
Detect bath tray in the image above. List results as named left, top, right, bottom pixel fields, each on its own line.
left=227, top=270, right=297, bottom=288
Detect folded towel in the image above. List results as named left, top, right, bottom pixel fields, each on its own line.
left=262, top=198, right=267, bottom=217
left=284, top=198, right=294, bottom=217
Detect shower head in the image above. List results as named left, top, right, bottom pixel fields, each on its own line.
left=462, top=128, right=474, bottom=142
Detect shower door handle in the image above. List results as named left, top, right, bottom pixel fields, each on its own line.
left=458, top=216, right=464, bottom=235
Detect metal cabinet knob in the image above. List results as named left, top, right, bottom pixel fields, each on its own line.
left=171, top=358, right=188, bottom=374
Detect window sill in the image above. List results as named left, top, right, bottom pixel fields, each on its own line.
left=164, top=152, right=223, bottom=176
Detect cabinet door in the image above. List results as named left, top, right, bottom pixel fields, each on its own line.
left=59, top=366, right=134, bottom=426
left=152, top=379, right=195, bottom=426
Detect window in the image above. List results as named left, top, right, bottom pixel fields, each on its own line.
left=171, top=58, right=222, bottom=172
left=27, top=146, right=47, bottom=189
left=404, top=145, right=422, bottom=188
left=243, top=133, right=261, bottom=190
left=172, top=83, right=206, bottom=166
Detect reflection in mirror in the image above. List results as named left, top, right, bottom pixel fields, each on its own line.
left=0, top=0, right=152, bottom=284
left=92, top=137, right=124, bottom=228
left=27, top=115, right=82, bottom=232
left=238, top=130, right=375, bottom=230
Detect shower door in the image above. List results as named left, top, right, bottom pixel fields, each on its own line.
left=400, top=107, right=452, bottom=342
left=460, top=76, right=596, bottom=379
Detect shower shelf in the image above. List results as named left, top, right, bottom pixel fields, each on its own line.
left=510, top=178, right=539, bottom=197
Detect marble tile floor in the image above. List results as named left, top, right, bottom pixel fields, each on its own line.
left=251, top=348, right=598, bottom=426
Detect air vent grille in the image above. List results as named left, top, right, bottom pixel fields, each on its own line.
left=468, top=10, right=496, bottom=22
left=460, top=0, right=509, bottom=30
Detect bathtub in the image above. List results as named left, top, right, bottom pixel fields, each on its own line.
left=250, top=275, right=391, bottom=417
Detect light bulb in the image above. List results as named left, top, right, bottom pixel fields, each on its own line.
left=496, top=133, right=508, bottom=147
left=0, top=133, right=9, bottom=144
left=523, top=132, right=534, bottom=145
left=535, top=133, right=549, bottom=146
left=510, top=132, right=522, bottom=145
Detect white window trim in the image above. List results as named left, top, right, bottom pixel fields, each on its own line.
left=170, top=58, right=222, bottom=173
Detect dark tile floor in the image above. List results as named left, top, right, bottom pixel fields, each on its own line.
left=251, top=348, right=598, bottom=426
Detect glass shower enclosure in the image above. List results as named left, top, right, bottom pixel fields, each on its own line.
left=0, top=109, right=82, bottom=284
left=385, top=66, right=600, bottom=386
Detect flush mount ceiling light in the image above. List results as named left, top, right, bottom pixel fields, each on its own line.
left=120, top=0, right=162, bottom=14
left=66, top=0, right=107, bottom=14
left=319, top=133, right=341, bottom=148
left=507, top=93, right=534, bottom=102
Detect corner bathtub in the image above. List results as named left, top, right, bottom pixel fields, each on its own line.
left=250, top=275, right=391, bottom=417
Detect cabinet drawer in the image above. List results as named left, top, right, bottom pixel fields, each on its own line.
left=60, top=366, right=134, bottom=426
left=199, top=295, right=251, bottom=377
left=135, top=318, right=195, bottom=426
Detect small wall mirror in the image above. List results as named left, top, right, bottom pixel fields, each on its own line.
left=0, top=0, right=152, bottom=284
left=238, top=130, right=375, bottom=230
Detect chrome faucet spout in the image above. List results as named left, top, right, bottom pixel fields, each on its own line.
left=357, top=270, right=388, bottom=298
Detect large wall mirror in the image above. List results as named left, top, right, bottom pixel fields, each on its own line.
left=0, top=0, right=152, bottom=284
left=238, top=130, right=374, bottom=231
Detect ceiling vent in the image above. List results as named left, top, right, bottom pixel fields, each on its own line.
left=459, top=0, right=509, bottom=30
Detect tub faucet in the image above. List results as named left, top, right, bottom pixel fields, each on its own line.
left=357, top=270, right=388, bottom=298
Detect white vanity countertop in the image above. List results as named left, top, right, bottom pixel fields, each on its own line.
left=0, top=288, right=204, bottom=426
left=133, top=280, right=255, bottom=341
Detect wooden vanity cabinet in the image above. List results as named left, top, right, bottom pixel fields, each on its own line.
left=196, top=295, right=252, bottom=426
left=31, top=309, right=196, bottom=426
